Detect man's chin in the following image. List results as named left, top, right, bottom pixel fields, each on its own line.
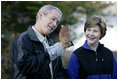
left=46, top=32, right=52, bottom=35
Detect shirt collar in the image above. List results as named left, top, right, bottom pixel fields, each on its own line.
left=83, top=40, right=92, bottom=50
left=82, top=40, right=104, bottom=51
left=32, top=26, right=45, bottom=42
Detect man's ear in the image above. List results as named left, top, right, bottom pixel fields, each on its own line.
left=38, top=12, right=43, bottom=20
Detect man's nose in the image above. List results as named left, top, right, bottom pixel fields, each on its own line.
left=53, top=21, right=57, bottom=27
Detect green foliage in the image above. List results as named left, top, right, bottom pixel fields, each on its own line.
left=1, top=1, right=113, bottom=78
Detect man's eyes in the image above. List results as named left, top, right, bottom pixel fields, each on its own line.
left=51, top=18, right=60, bottom=25
left=52, top=18, right=55, bottom=21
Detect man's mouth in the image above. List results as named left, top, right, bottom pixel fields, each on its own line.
left=48, top=26, right=53, bottom=31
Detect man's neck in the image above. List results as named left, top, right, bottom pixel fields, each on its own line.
left=34, top=24, right=45, bottom=37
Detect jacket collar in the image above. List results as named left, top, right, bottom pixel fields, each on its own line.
left=32, top=26, right=46, bottom=43
left=27, top=26, right=54, bottom=46
left=27, top=26, right=40, bottom=42
left=82, top=40, right=104, bottom=51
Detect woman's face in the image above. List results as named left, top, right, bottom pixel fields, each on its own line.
left=85, top=25, right=101, bottom=46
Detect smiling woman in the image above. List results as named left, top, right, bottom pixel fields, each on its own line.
left=85, top=25, right=101, bottom=51
left=67, top=15, right=117, bottom=79
left=84, top=16, right=107, bottom=51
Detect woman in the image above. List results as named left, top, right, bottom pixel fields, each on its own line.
left=67, top=15, right=117, bottom=79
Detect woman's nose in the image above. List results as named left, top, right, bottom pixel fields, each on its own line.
left=89, top=31, right=94, bottom=35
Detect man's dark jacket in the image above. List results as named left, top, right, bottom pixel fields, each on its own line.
left=10, top=26, right=68, bottom=79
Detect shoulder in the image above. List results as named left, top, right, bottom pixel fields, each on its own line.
left=68, top=53, right=79, bottom=66
left=17, top=31, right=30, bottom=44
left=100, top=46, right=114, bottom=60
left=15, top=26, right=38, bottom=44
left=12, top=31, right=28, bottom=44
left=12, top=30, right=34, bottom=50
left=101, top=46, right=113, bottom=55
left=73, top=46, right=85, bottom=55
left=98, top=43, right=113, bottom=54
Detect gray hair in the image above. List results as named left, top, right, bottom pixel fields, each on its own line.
left=36, top=5, right=62, bottom=21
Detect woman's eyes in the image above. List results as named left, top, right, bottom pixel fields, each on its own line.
left=87, top=29, right=99, bottom=32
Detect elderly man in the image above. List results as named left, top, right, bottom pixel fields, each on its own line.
left=10, top=5, right=72, bottom=79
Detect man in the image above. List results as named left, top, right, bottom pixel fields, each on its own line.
left=10, top=5, right=71, bottom=79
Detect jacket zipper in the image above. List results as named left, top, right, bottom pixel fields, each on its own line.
left=96, top=52, right=102, bottom=79
left=95, top=52, right=98, bottom=62
left=95, top=52, right=101, bottom=78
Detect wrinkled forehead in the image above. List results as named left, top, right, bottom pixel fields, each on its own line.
left=49, top=9, right=62, bottom=21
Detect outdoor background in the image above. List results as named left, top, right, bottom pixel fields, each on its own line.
left=1, top=1, right=117, bottom=79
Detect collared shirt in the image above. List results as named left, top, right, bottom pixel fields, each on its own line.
left=32, top=26, right=53, bottom=78
left=32, top=26, right=49, bottom=49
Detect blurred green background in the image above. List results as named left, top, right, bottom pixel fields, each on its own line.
left=1, top=1, right=117, bottom=79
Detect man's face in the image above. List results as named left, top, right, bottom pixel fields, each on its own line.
left=39, top=9, right=61, bottom=35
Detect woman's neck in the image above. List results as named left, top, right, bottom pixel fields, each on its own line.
left=88, top=42, right=99, bottom=52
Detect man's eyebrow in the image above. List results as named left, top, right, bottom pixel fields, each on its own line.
left=52, top=16, right=60, bottom=21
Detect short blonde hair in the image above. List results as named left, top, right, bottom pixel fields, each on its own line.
left=84, top=15, right=107, bottom=39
